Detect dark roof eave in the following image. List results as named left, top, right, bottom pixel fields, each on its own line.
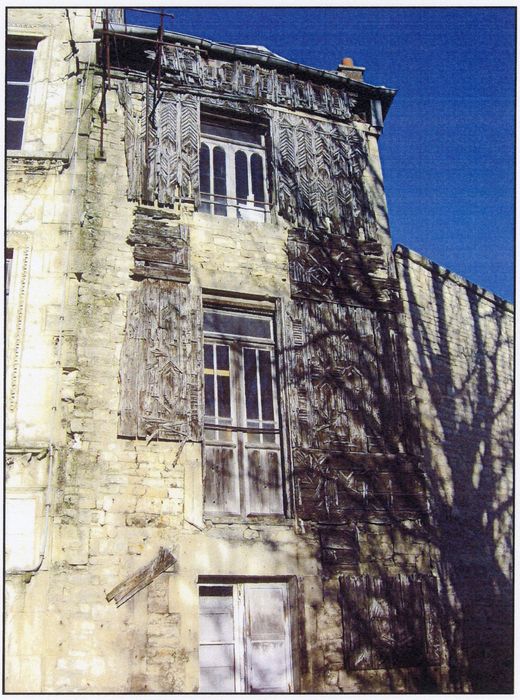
left=94, top=22, right=397, bottom=116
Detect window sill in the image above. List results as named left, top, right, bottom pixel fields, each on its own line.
left=204, top=515, right=293, bottom=527
left=6, top=151, right=70, bottom=173
left=193, top=210, right=272, bottom=227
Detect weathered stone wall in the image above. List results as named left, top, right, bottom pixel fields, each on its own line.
left=5, top=56, right=330, bottom=691
left=6, top=8, right=512, bottom=694
left=395, top=245, right=513, bottom=692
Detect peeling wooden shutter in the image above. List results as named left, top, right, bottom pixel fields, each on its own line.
left=340, top=575, right=437, bottom=671
left=245, top=448, right=283, bottom=515
left=199, top=585, right=236, bottom=692
left=204, top=446, right=240, bottom=515
left=243, top=583, right=293, bottom=692
left=118, top=280, right=202, bottom=441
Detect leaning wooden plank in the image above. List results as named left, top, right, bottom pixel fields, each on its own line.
left=106, top=547, right=176, bottom=607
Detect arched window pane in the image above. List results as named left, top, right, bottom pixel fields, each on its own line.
left=235, top=150, right=248, bottom=205
left=199, top=143, right=211, bottom=213
left=251, top=153, right=264, bottom=207
left=213, top=146, right=227, bottom=216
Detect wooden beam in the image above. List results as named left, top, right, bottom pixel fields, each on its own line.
left=106, top=547, right=176, bottom=607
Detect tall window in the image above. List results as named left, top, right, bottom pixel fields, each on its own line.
left=199, top=116, right=268, bottom=221
left=7, top=40, right=36, bottom=150
left=199, top=582, right=294, bottom=692
left=203, top=307, right=284, bottom=517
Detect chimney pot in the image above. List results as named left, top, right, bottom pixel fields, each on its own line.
left=341, top=57, right=354, bottom=67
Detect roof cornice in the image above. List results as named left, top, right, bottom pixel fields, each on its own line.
left=93, top=22, right=397, bottom=115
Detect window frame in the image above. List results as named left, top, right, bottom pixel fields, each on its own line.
left=202, top=302, right=288, bottom=522
left=198, top=579, right=297, bottom=693
left=198, top=114, right=270, bottom=222
left=6, top=38, right=37, bottom=151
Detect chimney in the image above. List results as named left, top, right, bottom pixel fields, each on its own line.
left=337, top=56, right=365, bottom=82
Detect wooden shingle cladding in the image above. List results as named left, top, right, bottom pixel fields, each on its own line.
left=127, top=206, right=190, bottom=282
left=272, top=113, right=375, bottom=237
left=339, top=574, right=443, bottom=671
left=118, top=279, right=202, bottom=441
left=282, top=301, right=421, bottom=454
left=115, top=46, right=381, bottom=242
left=117, top=82, right=200, bottom=206
left=287, top=228, right=401, bottom=311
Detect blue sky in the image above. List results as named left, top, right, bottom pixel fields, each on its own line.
left=126, top=7, right=515, bottom=301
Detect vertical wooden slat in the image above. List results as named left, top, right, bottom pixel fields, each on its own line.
left=287, top=577, right=303, bottom=692
left=275, top=297, right=295, bottom=518
left=118, top=287, right=145, bottom=436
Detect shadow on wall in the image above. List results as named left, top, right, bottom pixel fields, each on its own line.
left=397, top=251, right=513, bottom=693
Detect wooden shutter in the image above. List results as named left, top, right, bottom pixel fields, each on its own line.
left=118, top=279, right=202, bottom=441
left=244, top=448, right=284, bottom=515
left=243, top=583, right=293, bottom=692
left=203, top=445, right=240, bottom=515
left=199, top=585, right=237, bottom=692
left=340, top=575, right=437, bottom=671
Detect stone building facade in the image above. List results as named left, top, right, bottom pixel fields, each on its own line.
left=5, top=8, right=513, bottom=693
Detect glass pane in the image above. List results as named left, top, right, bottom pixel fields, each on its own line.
left=217, top=375, right=231, bottom=419
left=199, top=143, right=210, bottom=194
left=202, top=119, right=262, bottom=145
left=7, top=84, right=29, bottom=119
left=204, top=344, right=214, bottom=368
left=235, top=150, right=248, bottom=204
left=213, top=146, right=227, bottom=216
left=251, top=153, right=265, bottom=206
left=204, top=344, right=215, bottom=418
left=7, top=49, right=34, bottom=82
left=216, top=345, right=229, bottom=370
left=204, top=310, right=272, bottom=340
left=216, top=428, right=233, bottom=441
left=244, top=348, right=259, bottom=420
left=6, top=120, right=24, bottom=150
left=258, top=350, right=274, bottom=421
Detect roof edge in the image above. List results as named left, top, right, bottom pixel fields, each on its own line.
left=94, top=22, right=397, bottom=114
left=394, top=244, right=513, bottom=311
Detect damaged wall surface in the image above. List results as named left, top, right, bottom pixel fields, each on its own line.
left=5, top=8, right=513, bottom=693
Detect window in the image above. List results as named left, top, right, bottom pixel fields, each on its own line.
left=6, top=40, right=36, bottom=150
left=199, top=582, right=294, bottom=692
left=203, top=307, right=284, bottom=517
left=199, top=116, right=269, bottom=221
